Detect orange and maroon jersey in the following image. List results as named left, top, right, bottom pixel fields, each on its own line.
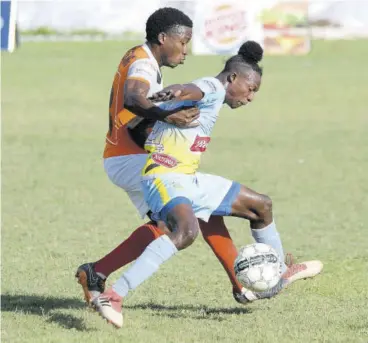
left=103, top=44, right=163, bottom=158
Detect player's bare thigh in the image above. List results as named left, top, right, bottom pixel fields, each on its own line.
left=231, top=185, right=273, bottom=229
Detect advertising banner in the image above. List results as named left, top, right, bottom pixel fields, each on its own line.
left=192, top=0, right=310, bottom=55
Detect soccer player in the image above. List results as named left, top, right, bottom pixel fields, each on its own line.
left=91, top=41, right=323, bottom=328
left=77, top=7, right=259, bottom=306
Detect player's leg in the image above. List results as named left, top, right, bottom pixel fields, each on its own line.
left=197, top=173, right=322, bottom=301
left=92, top=177, right=200, bottom=327
left=76, top=155, right=207, bottom=304
left=78, top=214, right=243, bottom=304
left=228, top=184, right=323, bottom=293
left=111, top=185, right=201, bottom=293
left=109, top=201, right=198, bottom=295
left=79, top=213, right=249, bottom=305
left=76, top=155, right=166, bottom=302
left=199, top=216, right=263, bottom=304
left=94, top=221, right=165, bottom=279
left=76, top=221, right=167, bottom=303
left=199, top=215, right=272, bottom=304
left=93, top=200, right=199, bottom=328
left=194, top=173, right=257, bottom=302
left=79, top=155, right=239, bottom=301
left=230, top=184, right=287, bottom=272
left=202, top=175, right=287, bottom=273
left=199, top=216, right=243, bottom=293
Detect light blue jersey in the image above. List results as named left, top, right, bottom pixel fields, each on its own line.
left=141, top=76, right=240, bottom=224
left=143, top=77, right=226, bottom=176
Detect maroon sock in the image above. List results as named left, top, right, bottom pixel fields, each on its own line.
left=94, top=223, right=164, bottom=278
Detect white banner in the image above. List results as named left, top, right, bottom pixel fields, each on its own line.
left=18, top=0, right=160, bottom=33
left=17, top=0, right=368, bottom=43
left=192, top=0, right=264, bottom=55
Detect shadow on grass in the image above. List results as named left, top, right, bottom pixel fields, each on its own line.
left=2, top=294, right=252, bottom=327
left=125, top=302, right=252, bottom=321
left=1, top=294, right=94, bottom=331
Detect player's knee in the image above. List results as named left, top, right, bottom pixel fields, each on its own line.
left=258, top=194, right=272, bottom=217
left=175, top=221, right=199, bottom=250
left=165, top=201, right=199, bottom=249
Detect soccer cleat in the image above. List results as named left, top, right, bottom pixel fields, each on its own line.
left=233, top=256, right=323, bottom=303
left=282, top=259, right=323, bottom=286
left=233, top=287, right=258, bottom=304
left=75, top=262, right=106, bottom=304
left=92, top=287, right=123, bottom=328
left=233, top=280, right=289, bottom=304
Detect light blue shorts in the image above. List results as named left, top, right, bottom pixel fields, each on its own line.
left=141, top=172, right=241, bottom=223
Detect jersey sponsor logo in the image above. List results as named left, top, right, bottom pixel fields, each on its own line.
left=190, top=135, right=211, bottom=152
left=152, top=153, right=178, bottom=168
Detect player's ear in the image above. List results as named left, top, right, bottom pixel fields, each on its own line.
left=227, top=73, right=237, bottom=83
left=157, top=32, right=166, bottom=45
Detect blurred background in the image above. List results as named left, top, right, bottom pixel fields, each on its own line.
left=5, top=0, right=368, bottom=54
left=2, top=1, right=368, bottom=342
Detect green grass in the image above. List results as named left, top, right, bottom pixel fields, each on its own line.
left=2, top=40, right=368, bottom=342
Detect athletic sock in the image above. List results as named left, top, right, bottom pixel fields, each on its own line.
left=112, top=235, right=178, bottom=297
left=251, top=221, right=287, bottom=273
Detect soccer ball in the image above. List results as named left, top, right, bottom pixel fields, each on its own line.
left=234, top=243, right=282, bottom=292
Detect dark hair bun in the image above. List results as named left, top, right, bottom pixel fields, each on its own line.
left=238, top=41, right=263, bottom=64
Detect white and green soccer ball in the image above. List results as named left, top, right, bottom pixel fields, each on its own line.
left=234, top=243, right=282, bottom=292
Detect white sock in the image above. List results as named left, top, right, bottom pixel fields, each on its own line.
left=112, top=235, right=178, bottom=297
left=251, top=221, right=287, bottom=273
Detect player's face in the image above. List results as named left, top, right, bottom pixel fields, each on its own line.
left=225, top=71, right=261, bottom=109
left=160, top=26, right=192, bottom=68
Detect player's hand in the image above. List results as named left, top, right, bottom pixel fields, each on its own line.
left=149, top=89, right=182, bottom=103
left=165, top=106, right=200, bottom=128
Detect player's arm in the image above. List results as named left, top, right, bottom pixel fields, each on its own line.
left=124, top=79, right=193, bottom=120
left=149, top=83, right=204, bottom=102
left=124, top=78, right=169, bottom=120
left=124, top=60, right=199, bottom=127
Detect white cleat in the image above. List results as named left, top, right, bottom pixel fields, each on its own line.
left=92, top=287, right=123, bottom=328
left=283, top=259, right=323, bottom=285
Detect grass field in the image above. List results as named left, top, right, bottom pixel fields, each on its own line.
left=2, top=40, right=368, bottom=343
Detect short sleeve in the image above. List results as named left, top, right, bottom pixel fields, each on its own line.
left=127, top=59, right=157, bottom=87
left=192, top=77, right=225, bottom=105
